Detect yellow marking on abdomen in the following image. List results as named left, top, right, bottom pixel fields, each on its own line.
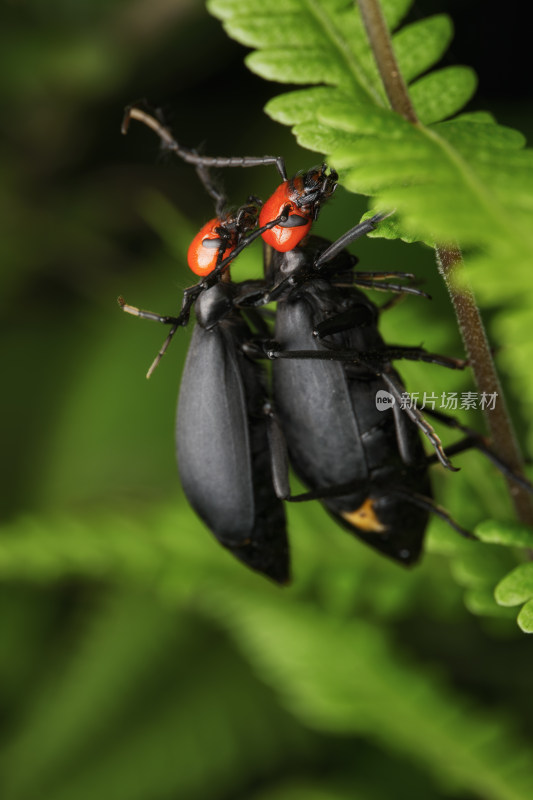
left=341, top=497, right=386, bottom=533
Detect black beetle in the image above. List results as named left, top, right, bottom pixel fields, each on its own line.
left=121, top=107, right=533, bottom=572
left=240, top=233, right=447, bottom=565
left=175, top=278, right=290, bottom=582
left=121, top=212, right=466, bottom=572
left=239, top=229, right=533, bottom=565
left=120, top=194, right=294, bottom=582
left=122, top=216, right=532, bottom=574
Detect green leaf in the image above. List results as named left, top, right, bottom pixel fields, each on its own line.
left=1, top=592, right=309, bottom=800
left=517, top=599, right=533, bottom=633
left=470, top=522, right=533, bottom=631
left=409, top=66, right=477, bottom=124
left=476, top=520, right=533, bottom=548
left=495, top=563, right=533, bottom=607
left=203, top=587, right=533, bottom=800
left=208, top=0, right=526, bottom=242
left=463, top=588, right=516, bottom=619
left=247, top=49, right=350, bottom=88
left=392, top=15, right=453, bottom=83
left=434, top=120, right=526, bottom=150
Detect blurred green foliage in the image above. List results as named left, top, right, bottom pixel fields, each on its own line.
left=1, top=1, right=533, bottom=799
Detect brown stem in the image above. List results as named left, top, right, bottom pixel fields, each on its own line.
left=436, top=249, right=533, bottom=524
left=357, top=0, right=417, bottom=122
left=357, top=0, right=533, bottom=526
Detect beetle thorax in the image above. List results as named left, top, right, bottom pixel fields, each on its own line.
left=195, top=283, right=233, bottom=329
left=272, top=247, right=307, bottom=280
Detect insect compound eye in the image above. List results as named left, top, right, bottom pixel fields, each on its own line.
left=304, top=167, right=321, bottom=187
left=298, top=165, right=338, bottom=208
left=236, top=204, right=260, bottom=232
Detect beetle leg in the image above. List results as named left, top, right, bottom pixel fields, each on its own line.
left=145, top=325, right=179, bottom=379
left=284, top=480, right=473, bottom=549
left=285, top=481, right=364, bottom=502
left=257, top=341, right=467, bottom=372
left=118, top=296, right=181, bottom=325
left=194, top=163, right=228, bottom=218
left=318, top=335, right=467, bottom=370
left=423, top=410, right=533, bottom=494
left=264, top=405, right=291, bottom=500
left=388, top=488, right=475, bottom=539
left=208, top=206, right=292, bottom=285
left=354, top=270, right=417, bottom=280
left=378, top=346, right=467, bottom=369
left=123, top=106, right=287, bottom=180
left=352, top=279, right=431, bottom=298
left=314, top=212, right=391, bottom=267
left=313, top=307, right=375, bottom=338
left=381, top=372, right=459, bottom=471
left=117, top=291, right=195, bottom=378
left=233, top=281, right=273, bottom=308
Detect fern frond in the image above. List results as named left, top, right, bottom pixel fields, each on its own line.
left=3, top=506, right=533, bottom=794
left=208, top=0, right=532, bottom=259
left=207, top=0, right=533, bottom=365
left=467, top=520, right=533, bottom=633
left=0, top=503, right=471, bottom=624
left=0, top=500, right=528, bottom=635
left=426, top=517, right=533, bottom=630
left=2, top=596, right=309, bottom=800
left=1, top=590, right=186, bottom=797
left=201, top=585, right=533, bottom=800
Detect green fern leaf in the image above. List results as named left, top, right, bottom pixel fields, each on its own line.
left=476, top=520, right=533, bottom=548
left=495, top=562, right=533, bottom=606
left=492, top=558, right=533, bottom=633
left=468, top=521, right=533, bottom=631
left=409, top=66, right=477, bottom=124
left=2, top=596, right=309, bottom=800
left=424, top=515, right=533, bottom=630
left=516, top=599, right=533, bottom=634
left=202, top=586, right=533, bottom=800
left=208, top=0, right=533, bottom=319
left=392, top=14, right=453, bottom=82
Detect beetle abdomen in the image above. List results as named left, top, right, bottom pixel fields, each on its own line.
left=177, top=324, right=289, bottom=582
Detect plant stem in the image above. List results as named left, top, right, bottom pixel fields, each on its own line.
left=357, top=0, right=533, bottom=526
left=357, top=0, right=417, bottom=122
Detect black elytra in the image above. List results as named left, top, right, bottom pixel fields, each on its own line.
left=246, top=231, right=533, bottom=565
left=176, top=281, right=290, bottom=583
left=264, top=238, right=433, bottom=565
